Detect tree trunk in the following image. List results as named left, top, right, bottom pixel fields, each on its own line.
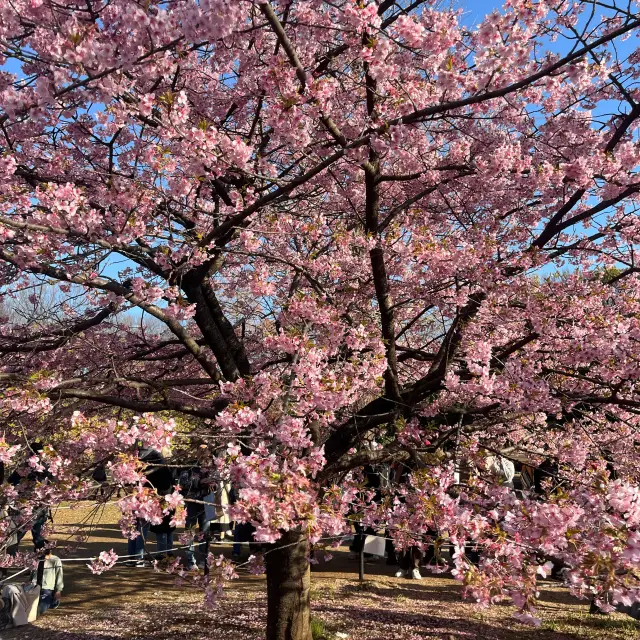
left=265, top=529, right=312, bottom=640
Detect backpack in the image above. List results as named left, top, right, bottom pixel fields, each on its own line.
left=178, top=467, right=206, bottom=497
left=92, top=465, right=107, bottom=483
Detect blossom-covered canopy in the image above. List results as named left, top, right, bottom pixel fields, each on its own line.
left=1, top=0, right=640, bottom=627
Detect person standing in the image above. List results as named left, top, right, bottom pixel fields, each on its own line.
left=387, top=461, right=426, bottom=579
left=205, top=481, right=232, bottom=543
left=395, top=546, right=424, bottom=580
left=150, top=512, right=175, bottom=562
left=8, top=442, right=52, bottom=550
left=125, top=446, right=166, bottom=567
left=143, top=448, right=176, bottom=563
left=348, top=464, right=382, bottom=561
left=180, top=463, right=210, bottom=569
left=126, top=520, right=149, bottom=567
left=534, top=457, right=559, bottom=496
left=0, top=503, right=19, bottom=578
left=91, top=462, right=108, bottom=498
left=486, top=455, right=516, bottom=489
left=32, top=540, right=63, bottom=615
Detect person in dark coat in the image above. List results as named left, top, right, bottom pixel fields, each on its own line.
left=8, top=442, right=51, bottom=550
left=92, top=463, right=108, bottom=498
left=142, top=449, right=176, bottom=562
left=178, top=462, right=211, bottom=569
left=149, top=512, right=175, bottom=561
left=387, top=460, right=430, bottom=579
left=229, top=484, right=257, bottom=561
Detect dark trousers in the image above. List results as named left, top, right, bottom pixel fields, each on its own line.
left=232, top=522, right=255, bottom=557
left=185, top=502, right=209, bottom=566
left=398, top=547, right=423, bottom=572
left=185, top=501, right=206, bottom=530
left=465, top=543, right=480, bottom=565
left=385, top=532, right=397, bottom=565
left=38, top=588, right=59, bottom=615
left=423, top=529, right=436, bottom=565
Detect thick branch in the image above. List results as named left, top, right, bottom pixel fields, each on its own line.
left=0, top=303, right=117, bottom=353
left=183, top=282, right=242, bottom=381
left=0, top=249, right=220, bottom=381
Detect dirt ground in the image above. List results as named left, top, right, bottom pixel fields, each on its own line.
left=2, top=501, right=639, bottom=640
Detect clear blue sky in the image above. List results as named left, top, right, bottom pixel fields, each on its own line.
left=459, top=0, right=504, bottom=23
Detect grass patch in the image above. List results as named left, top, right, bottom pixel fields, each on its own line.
left=310, top=616, right=334, bottom=640
left=539, top=611, right=640, bottom=639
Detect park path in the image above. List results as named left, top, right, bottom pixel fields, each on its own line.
left=2, top=502, right=638, bottom=640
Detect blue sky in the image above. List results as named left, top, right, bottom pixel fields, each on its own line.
left=5, top=0, right=637, bottom=295
left=460, top=0, right=504, bottom=22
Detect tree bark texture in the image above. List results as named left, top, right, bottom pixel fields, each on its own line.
left=265, top=529, right=312, bottom=640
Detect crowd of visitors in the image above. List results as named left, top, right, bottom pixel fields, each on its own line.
left=124, top=445, right=242, bottom=569
left=0, top=442, right=637, bottom=631
left=345, top=452, right=569, bottom=583
left=0, top=441, right=249, bottom=629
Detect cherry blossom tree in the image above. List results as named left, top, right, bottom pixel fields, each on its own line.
left=2, top=0, right=640, bottom=638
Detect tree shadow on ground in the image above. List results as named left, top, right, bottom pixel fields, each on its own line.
left=313, top=601, right=625, bottom=640
left=559, top=614, right=639, bottom=632
left=5, top=516, right=637, bottom=640
left=53, top=527, right=127, bottom=542
left=4, top=602, right=629, bottom=640
left=4, top=574, right=639, bottom=640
